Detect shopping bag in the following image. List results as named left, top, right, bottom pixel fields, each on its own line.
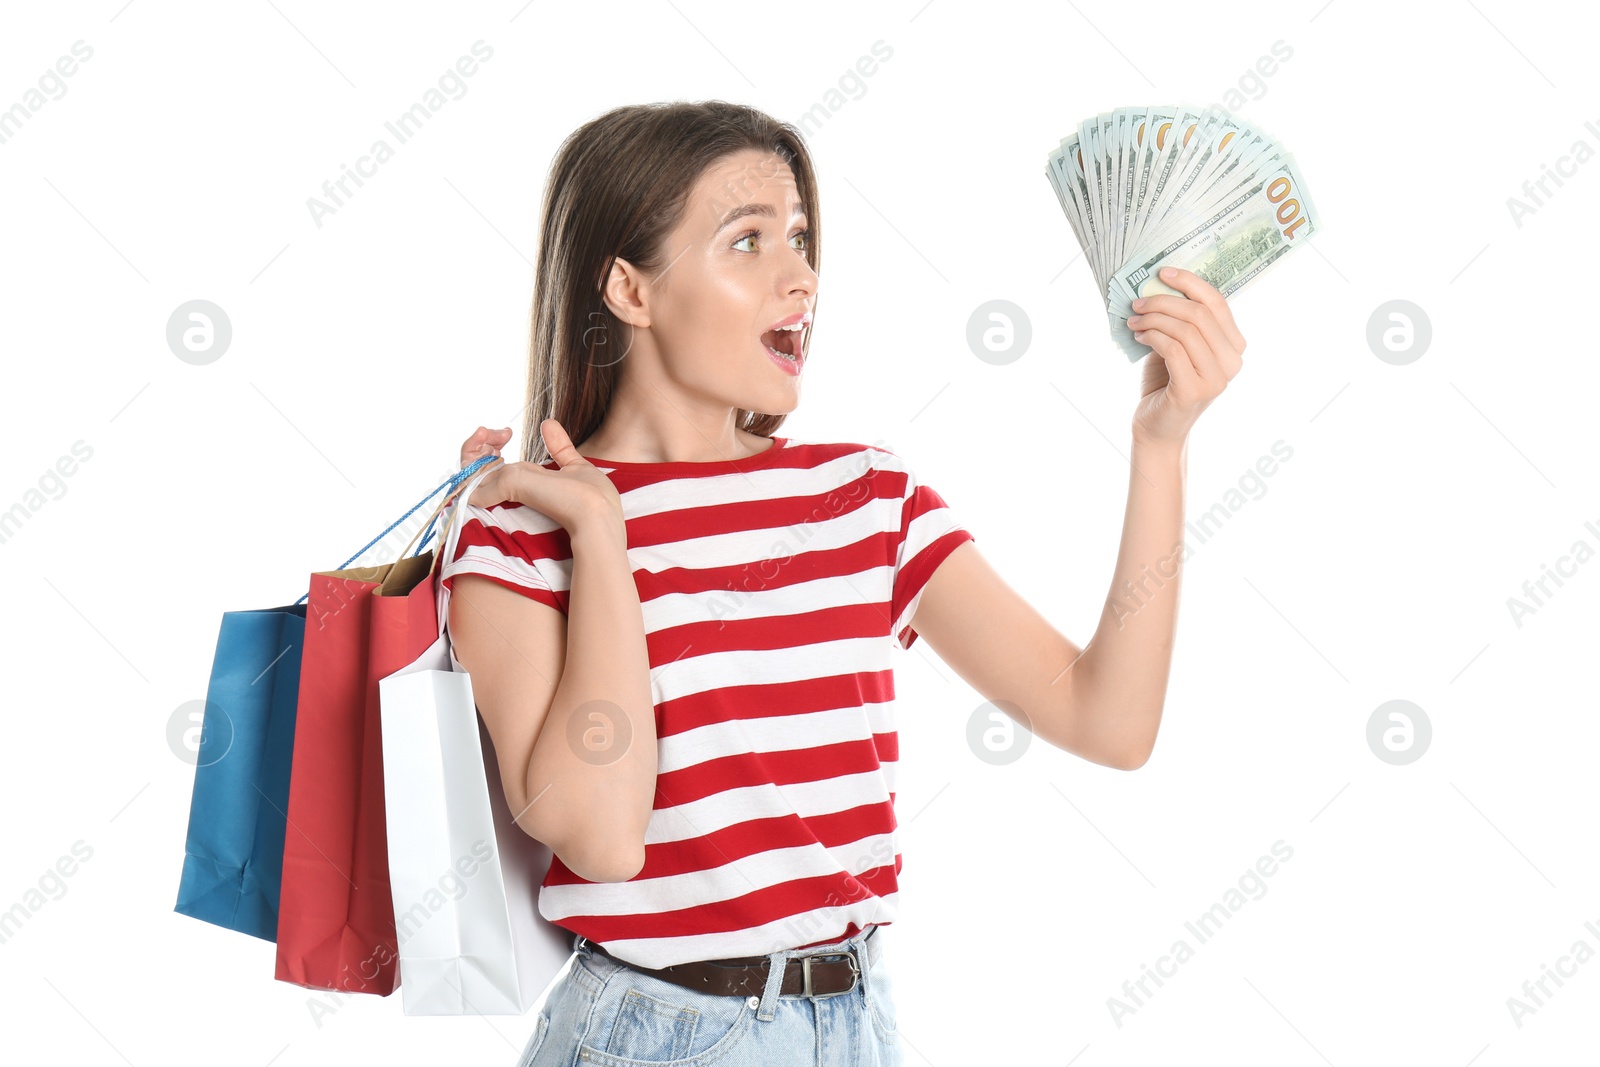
left=274, top=464, right=490, bottom=995
left=380, top=463, right=574, bottom=1015
left=174, top=603, right=307, bottom=941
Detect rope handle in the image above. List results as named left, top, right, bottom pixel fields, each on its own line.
left=294, top=453, right=503, bottom=605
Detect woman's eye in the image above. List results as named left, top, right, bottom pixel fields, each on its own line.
left=733, top=229, right=811, bottom=252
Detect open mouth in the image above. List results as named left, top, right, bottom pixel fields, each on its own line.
left=760, top=323, right=805, bottom=363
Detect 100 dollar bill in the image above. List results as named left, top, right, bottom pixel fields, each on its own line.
left=1110, top=153, right=1319, bottom=315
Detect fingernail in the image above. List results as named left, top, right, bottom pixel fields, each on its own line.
left=1160, top=267, right=1177, bottom=279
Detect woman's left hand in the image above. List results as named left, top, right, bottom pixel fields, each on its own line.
left=1127, top=266, right=1247, bottom=447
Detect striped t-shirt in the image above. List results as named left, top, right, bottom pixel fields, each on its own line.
left=438, top=436, right=974, bottom=969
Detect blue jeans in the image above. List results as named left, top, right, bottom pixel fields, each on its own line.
left=514, top=925, right=901, bottom=1066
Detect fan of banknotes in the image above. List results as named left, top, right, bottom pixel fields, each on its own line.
left=1045, top=104, right=1320, bottom=362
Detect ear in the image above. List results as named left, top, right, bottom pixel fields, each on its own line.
left=601, top=256, right=650, bottom=328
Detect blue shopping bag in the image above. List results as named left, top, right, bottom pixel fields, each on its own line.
left=174, top=604, right=308, bottom=941
left=174, top=454, right=500, bottom=943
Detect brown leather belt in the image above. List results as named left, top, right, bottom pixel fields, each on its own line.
left=582, top=926, right=875, bottom=1000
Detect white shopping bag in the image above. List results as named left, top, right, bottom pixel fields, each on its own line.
left=379, top=465, right=575, bottom=1016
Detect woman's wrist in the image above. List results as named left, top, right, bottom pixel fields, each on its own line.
left=1130, top=430, right=1187, bottom=465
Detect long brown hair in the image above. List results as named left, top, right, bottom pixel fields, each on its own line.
left=519, top=100, right=821, bottom=465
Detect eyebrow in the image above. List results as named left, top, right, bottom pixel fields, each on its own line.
left=715, top=202, right=808, bottom=232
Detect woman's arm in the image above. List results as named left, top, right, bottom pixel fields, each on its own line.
left=907, top=266, right=1244, bottom=770
left=450, top=511, right=657, bottom=883
left=448, top=421, right=657, bottom=882
left=536, top=515, right=657, bottom=877
left=1074, top=433, right=1187, bottom=766
left=905, top=440, right=1183, bottom=771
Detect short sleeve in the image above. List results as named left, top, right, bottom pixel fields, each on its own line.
left=881, top=451, right=976, bottom=650
left=438, top=496, right=567, bottom=617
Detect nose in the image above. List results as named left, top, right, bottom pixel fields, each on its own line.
left=781, top=252, right=818, bottom=299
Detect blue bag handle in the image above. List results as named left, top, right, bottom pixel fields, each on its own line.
left=294, top=453, right=502, bottom=606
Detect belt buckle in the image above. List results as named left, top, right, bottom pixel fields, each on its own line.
left=799, top=949, right=859, bottom=999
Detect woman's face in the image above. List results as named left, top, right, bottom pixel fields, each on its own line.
left=615, top=148, right=818, bottom=419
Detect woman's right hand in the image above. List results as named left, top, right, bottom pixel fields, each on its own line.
left=461, top=419, right=623, bottom=534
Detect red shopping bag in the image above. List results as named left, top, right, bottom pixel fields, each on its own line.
left=274, top=491, right=458, bottom=996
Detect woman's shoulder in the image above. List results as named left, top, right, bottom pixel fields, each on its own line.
left=786, top=437, right=903, bottom=467
left=774, top=439, right=928, bottom=496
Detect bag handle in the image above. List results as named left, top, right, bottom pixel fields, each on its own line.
left=394, top=459, right=489, bottom=563
left=432, top=462, right=502, bottom=638
left=294, top=454, right=502, bottom=606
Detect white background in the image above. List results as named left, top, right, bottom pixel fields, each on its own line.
left=2, top=0, right=1596, bottom=1063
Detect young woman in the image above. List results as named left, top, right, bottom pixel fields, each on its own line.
left=440, top=101, right=1245, bottom=1066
